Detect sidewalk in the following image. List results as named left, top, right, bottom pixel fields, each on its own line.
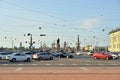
left=0, top=67, right=120, bottom=80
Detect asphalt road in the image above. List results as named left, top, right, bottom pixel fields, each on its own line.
left=0, top=55, right=120, bottom=80
left=0, top=55, right=120, bottom=67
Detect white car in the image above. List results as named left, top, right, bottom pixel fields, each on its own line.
left=87, top=51, right=94, bottom=55
left=7, top=53, right=31, bottom=62
left=76, top=51, right=83, bottom=55
left=112, top=52, right=120, bottom=58
left=0, top=52, right=7, bottom=59
left=108, top=52, right=119, bottom=59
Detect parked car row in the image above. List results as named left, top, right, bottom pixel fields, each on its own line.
left=0, top=51, right=75, bottom=62
left=1, top=51, right=120, bottom=62
left=6, top=51, right=54, bottom=62
left=51, top=52, right=73, bottom=58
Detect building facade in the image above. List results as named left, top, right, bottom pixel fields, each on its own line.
left=83, top=45, right=94, bottom=51
left=109, top=27, right=120, bottom=52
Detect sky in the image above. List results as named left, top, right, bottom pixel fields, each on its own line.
left=0, top=0, right=120, bottom=48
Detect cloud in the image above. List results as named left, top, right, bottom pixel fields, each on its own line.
left=81, top=18, right=101, bottom=29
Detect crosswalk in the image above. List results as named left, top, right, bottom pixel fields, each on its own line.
left=1, top=63, right=120, bottom=67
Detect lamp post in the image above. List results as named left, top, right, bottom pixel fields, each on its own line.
left=102, top=29, right=107, bottom=52
left=93, top=36, right=96, bottom=51
left=39, top=34, right=46, bottom=50
left=24, top=33, right=35, bottom=51
left=27, top=33, right=33, bottom=49
left=76, top=35, right=80, bottom=52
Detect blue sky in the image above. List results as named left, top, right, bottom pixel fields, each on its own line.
left=0, top=0, right=120, bottom=48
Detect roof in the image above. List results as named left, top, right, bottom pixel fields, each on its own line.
left=109, top=27, right=120, bottom=34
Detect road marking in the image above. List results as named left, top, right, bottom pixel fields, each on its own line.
left=111, top=64, right=118, bottom=65
left=32, top=64, right=37, bottom=65
left=18, top=64, right=23, bottom=65
left=58, top=64, right=64, bottom=65
left=15, top=67, right=23, bottom=72
left=71, top=64, right=78, bottom=65
left=76, top=60, right=84, bottom=61
left=97, top=64, right=104, bottom=65
left=84, top=64, right=91, bottom=65
left=79, top=67, right=89, bottom=71
left=45, top=64, right=51, bottom=65
left=3, top=64, right=8, bottom=66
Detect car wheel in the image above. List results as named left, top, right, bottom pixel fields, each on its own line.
left=106, top=57, right=109, bottom=60
left=27, top=58, right=31, bottom=62
left=112, top=56, right=115, bottom=59
left=10, top=60, right=12, bottom=62
left=69, top=55, right=73, bottom=58
left=58, top=55, right=61, bottom=58
left=38, top=57, right=42, bottom=61
left=50, top=57, right=53, bottom=60
left=94, top=57, right=97, bottom=59
left=66, top=56, right=69, bottom=58
left=12, top=58, right=16, bottom=62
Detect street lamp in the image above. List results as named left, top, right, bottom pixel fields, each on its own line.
left=40, top=34, right=46, bottom=36
left=39, top=34, right=46, bottom=49
left=102, top=29, right=107, bottom=52
left=24, top=33, right=35, bottom=51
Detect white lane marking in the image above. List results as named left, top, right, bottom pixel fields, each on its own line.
left=32, top=64, right=37, bottom=65
left=45, top=64, right=51, bottom=65
left=84, top=64, right=91, bottom=65
left=58, top=64, right=64, bottom=65
left=97, top=64, right=104, bottom=65
left=111, top=64, right=118, bottom=65
left=18, top=64, right=23, bottom=65
left=79, top=67, right=89, bottom=71
left=76, top=60, right=84, bottom=61
left=3, top=64, right=8, bottom=66
left=15, top=67, right=23, bottom=72
left=71, top=64, right=78, bottom=65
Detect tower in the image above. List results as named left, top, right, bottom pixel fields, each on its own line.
left=76, top=35, right=80, bottom=51
left=57, top=38, right=60, bottom=51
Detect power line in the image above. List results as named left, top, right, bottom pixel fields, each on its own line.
left=2, top=0, right=69, bottom=22
left=0, top=13, right=41, bottom=23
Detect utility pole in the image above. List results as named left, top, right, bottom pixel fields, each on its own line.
left=27, top=33, right=33, bottom=50
left=64, top=41, right=67, bottom=52
left=57, top=38, right=60, bottom=51
left=76, top=35, right=80, bottom=51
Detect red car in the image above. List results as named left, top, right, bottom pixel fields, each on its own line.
left=93, top=52, right=113, bottom=60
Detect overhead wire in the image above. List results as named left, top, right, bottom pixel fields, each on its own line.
left=1, top=0, right=68, bottom=22
left=0, top=0, right=59, bottom=24
left=0, top=0, right=112, bottom=39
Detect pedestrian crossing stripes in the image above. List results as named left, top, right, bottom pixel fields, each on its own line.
left=1, top=63, right=120, bottom=66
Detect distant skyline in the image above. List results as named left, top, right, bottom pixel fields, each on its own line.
left=0, top=0, right=120, bottom=48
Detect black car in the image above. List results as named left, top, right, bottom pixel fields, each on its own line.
left=59, top=52, right=73, bottom=58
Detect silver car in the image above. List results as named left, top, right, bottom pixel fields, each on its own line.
left=33, top=52, right=53, bottom=60
left=108, top=52, right=119, bottom=59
